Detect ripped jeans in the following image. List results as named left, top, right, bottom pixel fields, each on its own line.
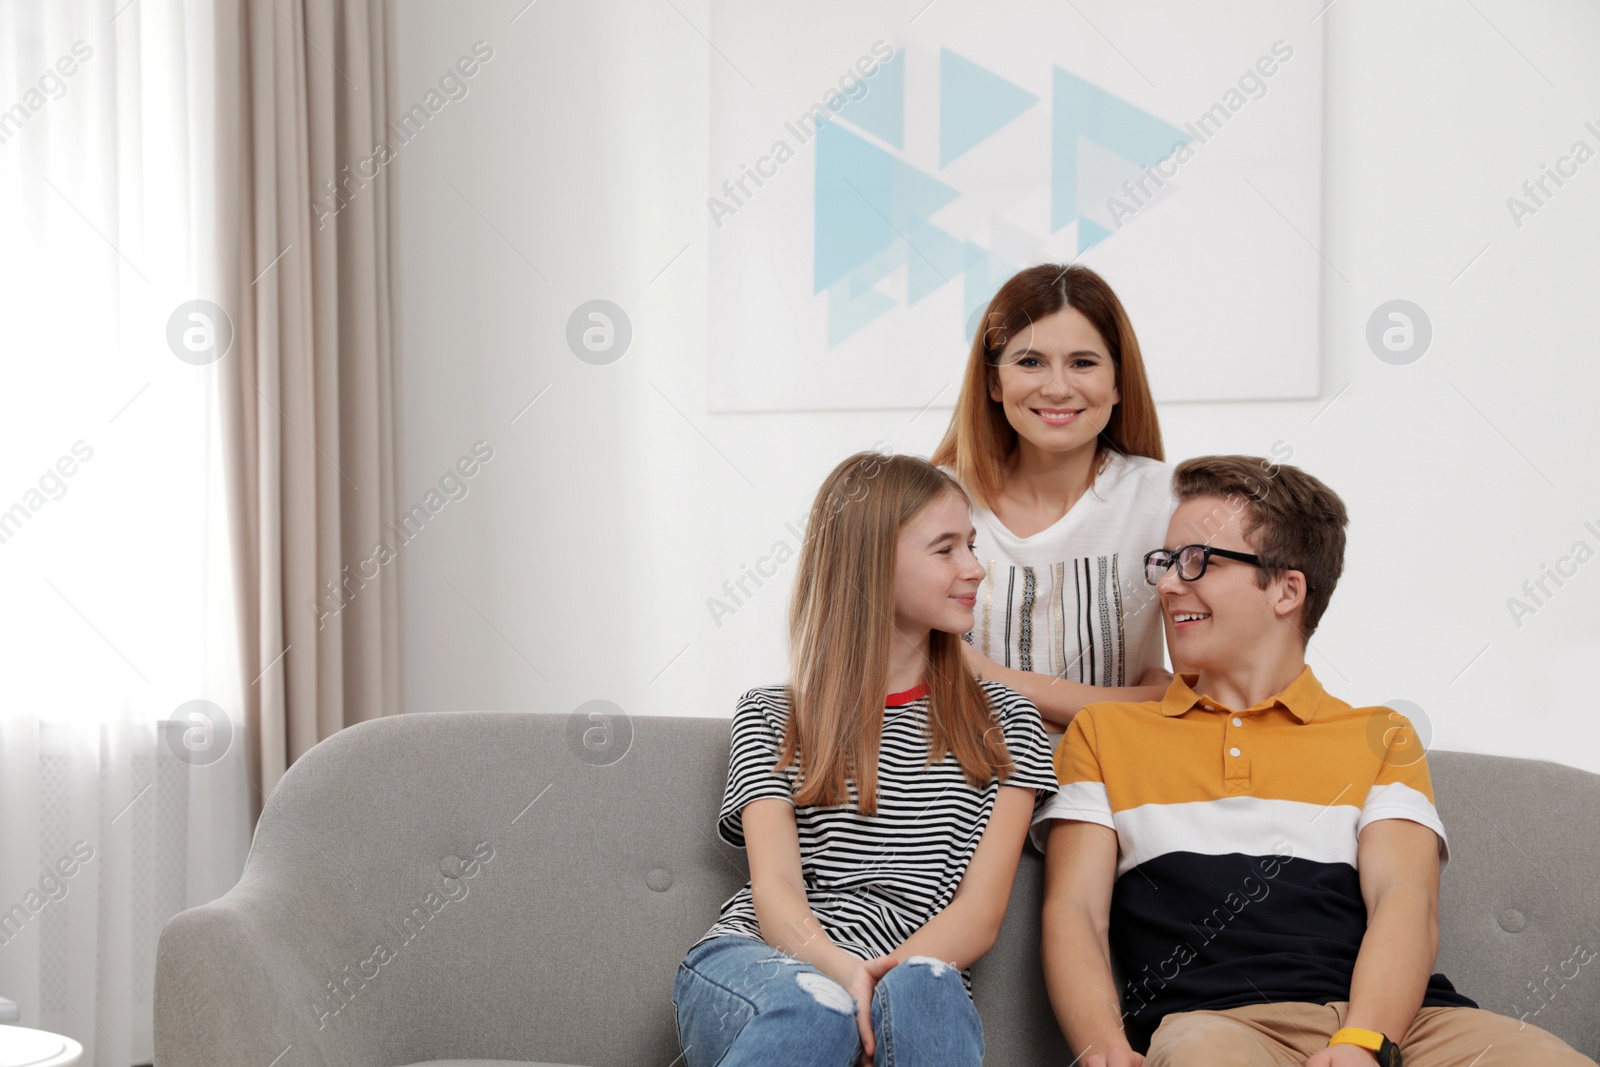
left=672, top=935, right=984, bottom=1067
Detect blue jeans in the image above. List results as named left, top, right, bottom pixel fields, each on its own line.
left=672, top=935, right=984, bottom=1067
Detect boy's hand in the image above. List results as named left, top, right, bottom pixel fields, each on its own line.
left=1305, top=1043, right=1379, bottom=1067
left=1083, top=1047, right=1146, bottom=1067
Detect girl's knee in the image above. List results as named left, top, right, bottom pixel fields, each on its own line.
left=759, top=967, right=859, bottom=1039
left=872, top=957, right=978, bottom=1027
left=878, top=955, right=967, bottom=1000
left=871, top=958, right=983, bottom=1066
left=677, top=962, right=859, bottom=1066
left=779, top=971, right=860, bottom=1054
left=792, top=971, right=859, bottom=1018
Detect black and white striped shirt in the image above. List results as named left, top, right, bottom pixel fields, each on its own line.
left=692, top=681, right=1058, bottom=986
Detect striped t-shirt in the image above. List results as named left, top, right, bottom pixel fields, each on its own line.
left=694, top=681, right=1058, bottom=987
left=1032, top=667, right=1476, bottom=1049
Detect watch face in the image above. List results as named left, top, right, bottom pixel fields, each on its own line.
left=1381, top=1038, right=1403, bottom=1067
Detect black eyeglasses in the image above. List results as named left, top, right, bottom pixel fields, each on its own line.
left=1144, top=544, right=1285, bottom=586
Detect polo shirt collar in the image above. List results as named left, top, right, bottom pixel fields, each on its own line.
left=1158, top=665, right=1325, bottom=723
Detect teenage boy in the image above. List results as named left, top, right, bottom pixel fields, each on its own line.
left=1035, top=456, right=1596, bottom=1066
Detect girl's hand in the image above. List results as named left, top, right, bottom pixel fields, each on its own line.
left=839, top=954, right=899, bottom=1065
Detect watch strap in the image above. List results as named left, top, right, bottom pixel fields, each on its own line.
left=1329, top=1027, right=1401, bottom=1067
left=1329, top=1028, right=1383, bottom=1052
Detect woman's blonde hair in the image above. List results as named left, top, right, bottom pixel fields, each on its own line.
left=777, top=451, right=1013, bottom=815
left=931, top=263, right=1164, bottom=511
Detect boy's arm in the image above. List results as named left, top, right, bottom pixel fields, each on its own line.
left=1307, top=818, right=1441, bottom=1064
left=1042, top=819, right=1144, bottom=1065
left=891, top=785, right=1035, bottom=968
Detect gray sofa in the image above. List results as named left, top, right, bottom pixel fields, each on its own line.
left=154, top=711, right=1600, bottom=1066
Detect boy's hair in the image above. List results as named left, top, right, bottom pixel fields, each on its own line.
left=1171, top=455, right=1349, bottom=638
left=778, top=450, right=1013, bottom=814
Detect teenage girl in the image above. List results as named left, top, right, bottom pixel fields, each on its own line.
left=673, top=452, right=1058, bottom=1067
left=932, top=263, right=1178, bottom=728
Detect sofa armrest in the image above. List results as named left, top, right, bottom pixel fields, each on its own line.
left=156, top=891, right=341, bottom=1067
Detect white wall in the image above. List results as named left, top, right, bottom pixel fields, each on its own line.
left=391, top=0, right=1600, bottom=772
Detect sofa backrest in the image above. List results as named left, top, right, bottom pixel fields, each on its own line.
left=1428, top=749, right=1600, bottom=1050
left=156, top=712, right=1600, bottom=1066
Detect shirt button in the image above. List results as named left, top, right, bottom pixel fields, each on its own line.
left=1229, top=747, right=1241, bottom=757
left=1232, top=717, right=1243, bottom=727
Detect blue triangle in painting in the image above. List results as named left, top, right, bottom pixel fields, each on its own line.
left=827, top=277, right=896, bottom=346
left=1051, top=67, right=1190, bottom=234
left=815, top=119, right=961, bottom=294
left=892, top=148, right=963, bottom=226
left=847, top=242, right=903, bottom=299
left=963, top=241, right=990, bottom=322
left=940, top=49, right=1040, bottom=168
left=815, top=118, right=896, bottom=295
left=905, top=217, right=963, bottom=305
left=1075, top=135, right=1143, bottom=226
left=836, top=48, right=905, bottom=148
left=1077, top=216, right=1112, bottom=254
left=962, top=240, right=1016, bottom=332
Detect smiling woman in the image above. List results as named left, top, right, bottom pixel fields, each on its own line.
left=931, top=263, right=1177, bottom=730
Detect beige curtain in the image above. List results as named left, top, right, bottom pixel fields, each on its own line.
left=214, top=0, right=405, bottom=821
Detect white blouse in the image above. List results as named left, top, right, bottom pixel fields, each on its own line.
left=964, top=452, right=1176, bottom=688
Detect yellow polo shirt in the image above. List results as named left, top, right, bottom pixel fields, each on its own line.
left=1031, top=666, right=1475, bottom=1049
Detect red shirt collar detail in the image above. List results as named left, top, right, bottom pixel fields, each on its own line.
left=885, top=682, right=931, bottom=707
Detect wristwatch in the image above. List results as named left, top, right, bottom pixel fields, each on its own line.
left=1329, top=1027, right=1402, bottom=1067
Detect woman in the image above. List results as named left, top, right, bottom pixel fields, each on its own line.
left=672, top=452, right=1058, bottom=1067
left=932, top=263, right=1176, bottom=728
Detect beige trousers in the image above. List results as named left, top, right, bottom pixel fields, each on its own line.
left=1144, top=1000, right=1596, bottom=1066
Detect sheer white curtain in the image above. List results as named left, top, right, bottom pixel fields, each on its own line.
left=0, top=2, right=250, bottom=1064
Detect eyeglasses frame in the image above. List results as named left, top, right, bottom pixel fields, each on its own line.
left=1143, top=544, right=1304, bottom=587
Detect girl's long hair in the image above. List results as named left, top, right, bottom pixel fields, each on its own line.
left=931, top=263, right=1164, bottom=512
left=776, top=452, right=1013, bottom=815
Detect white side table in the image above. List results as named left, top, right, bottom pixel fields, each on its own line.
left=0, top=1025, right=83, bottom=1067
